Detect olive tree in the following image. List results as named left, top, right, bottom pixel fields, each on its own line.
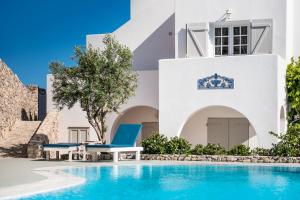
left=50, top=35, right=138, bottom=143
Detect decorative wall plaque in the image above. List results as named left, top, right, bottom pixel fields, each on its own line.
left=197, top=73, right=234, bottom=89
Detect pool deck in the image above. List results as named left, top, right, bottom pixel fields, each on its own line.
left=1, top=158, right=300, bottom=199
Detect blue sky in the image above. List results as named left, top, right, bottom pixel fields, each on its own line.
left=0, top=0, right=130, bottom=88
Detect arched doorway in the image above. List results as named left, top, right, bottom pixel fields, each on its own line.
left=111, top=106, right=159, bottom=145
left=180, top=106, right=257, bottom=149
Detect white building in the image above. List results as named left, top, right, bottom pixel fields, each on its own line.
left=48, top=0, right=300, bottom=149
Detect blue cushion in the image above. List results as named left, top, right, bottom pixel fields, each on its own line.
left=43, top=143, right=80, bottom=148
left=86, top=144, right=132, bottom=148
left=111, top=124, right=142, bottom=146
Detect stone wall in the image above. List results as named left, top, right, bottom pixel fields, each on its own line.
left=0, top=59, right=39, bottom=139
left=141, top=154, right=300, bottom=163
left=27, top=111, right=59, bottom=158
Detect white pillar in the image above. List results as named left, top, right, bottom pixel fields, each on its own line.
left=136, top=151, right=141, bottom=161
left=82, top=151, right=87, bottom=161
left=68, top=151, right=73, bottom=161
left=113, top=152, right=119, bottom=163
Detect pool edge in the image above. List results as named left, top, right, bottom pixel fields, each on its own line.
left=1, top=161, right=300, bottom=199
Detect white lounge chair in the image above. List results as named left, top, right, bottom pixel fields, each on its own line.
left=86, top=124, right=143, bottom=163
left=43, top=143, right=82, bottom=161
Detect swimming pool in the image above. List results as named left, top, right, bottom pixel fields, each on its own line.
left=22, top=164, right=300, bottom=200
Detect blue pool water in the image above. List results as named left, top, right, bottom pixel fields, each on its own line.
left=22, top=164, right=300, bottom=200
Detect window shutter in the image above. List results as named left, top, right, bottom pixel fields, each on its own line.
left=186, top=23, right=209, bottom=57
left=250, top=19, right=273, bottom=54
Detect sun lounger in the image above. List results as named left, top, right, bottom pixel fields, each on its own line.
left=43, top=143, right=81, bottom=161
left=86, top=124, right=143, bottom=162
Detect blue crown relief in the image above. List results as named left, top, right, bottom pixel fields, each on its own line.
left=197, top=73, right=234, bottom=89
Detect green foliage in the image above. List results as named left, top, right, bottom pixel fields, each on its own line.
left=251, top=148, right=271, bottom=156
left=271, top=124, right=300, bottom=157
left=203, top=143, right=226, bottom=155
left=142, top=134, right=191, bottom=155
left=165, top=137, right=191, bottom=154
left=264, top=58, right=300, bottom=157
left=228, top=144, right=251, bottom=156
left=50, top=34, right=138, bottom=143
left=141, top=132, right=168, bottom=154
left=191, top=144, right=205, bottom=155
left=286, top=58, right=300, bottom=122
left=141, top=127, right=300, bottom=157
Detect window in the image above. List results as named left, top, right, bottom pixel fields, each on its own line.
left=214, top=24, right=249, bottom=56
left=233, top=26, right=248, bottom=55
left=215, top=27, right=229, bottom=56
left=69, top=128, right=89, bottom=143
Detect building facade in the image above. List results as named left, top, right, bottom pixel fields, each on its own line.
left=48, top=0, right=300, bottom=148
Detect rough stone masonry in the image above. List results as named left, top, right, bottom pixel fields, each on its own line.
left=0, top=59, right=43, bottom=139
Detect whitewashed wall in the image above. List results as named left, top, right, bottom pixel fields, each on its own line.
left=104, top=70, right=159, bottom=142
left=159, top=54, right=285, bottom=148
left=175, top=0, right=291, bottom=59
left=293, top=0, right=300, bottom=58
left=84, top=0, right=170, bottom=142
left=277, top=57, right=287, bottom=134
left=87, top=0, right=175, bottom=71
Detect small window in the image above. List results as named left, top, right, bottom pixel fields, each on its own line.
left=69, top=128, right=89, bottom=143
left=215, top=27, right=229, bottom=56
left=70, top=130, right=79, bottom=143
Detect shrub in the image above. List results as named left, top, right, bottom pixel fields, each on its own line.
left=165, top=137, right=191, bottom=154
left=203, top=143, right=226, bottom=155
left=228, top=144, right=251, bottom=156
left=251, top=147, right=271, bottom=156
left=286, top=58, right=300, bottom=122
left=271, top=124, right=300, bottom=157
left=141, top=132, right=168, bottom=154
left=191, top=144, right=205, bottom=155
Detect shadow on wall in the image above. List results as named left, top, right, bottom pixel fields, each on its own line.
left=178, top=28, right=186, bottom=58
left=38, top=88, right=47, bottom=120
left=133, top=13, right=175, bottom=70
left=21, top=108, right=37, bottom=121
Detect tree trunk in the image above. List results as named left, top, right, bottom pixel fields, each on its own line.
left=89, top=117, right=107, bottom=144
left=99, top=117, right=107, bottom=144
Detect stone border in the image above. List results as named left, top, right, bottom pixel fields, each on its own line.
left=141, top=154, right=300, bottom=163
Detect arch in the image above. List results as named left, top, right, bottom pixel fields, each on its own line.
left=179, top=105, right=258, bottom=149
left=111, top=106, right=159, bottom=145
left=280, top=106, right=286, bottom=133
